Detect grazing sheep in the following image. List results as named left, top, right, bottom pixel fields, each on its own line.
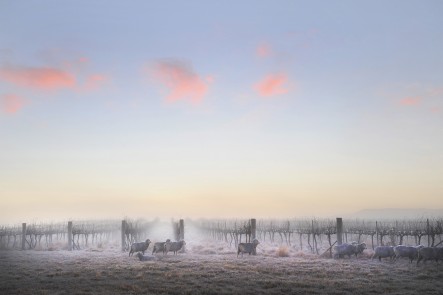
left=166, top=240, right=186, bottom=255
left=237, top=239, right=260, bottom=257
left=129, top=239, right=151, bottom=257
left=334, top=243, right=367, bottom=258
left=393, top=245, right=423, bottom=263
left=372, top=246, right=395, bottom=261
left=152, top=239, right=171, bottom=255
left=417, top=247, right=443, bottom=265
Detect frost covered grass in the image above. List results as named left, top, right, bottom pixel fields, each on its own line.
left=1, top=240, right=443, bottom=295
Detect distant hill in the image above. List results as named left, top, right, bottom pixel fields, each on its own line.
left=346, top=208, right=443, bottom=220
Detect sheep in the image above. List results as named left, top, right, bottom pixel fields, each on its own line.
left=372, top=246, right=395, bottom=261
left=334, top=243, right=367, bottom=259
left=417, top=247, right=443, bottom=265
left=166, top=240, right=186, bottom=255
left=152, top=239, right=171, bottom=255
left=129, top=239, right=151, bottom=257
left=136, top=252, right=156, bottom=261
left=334, top=243, right=356, bottom=258
left=237, top=239, right=260, bottom=257
left=353, top=242, right=367, bottom=257
left=393, top=245, right=423, bottom=263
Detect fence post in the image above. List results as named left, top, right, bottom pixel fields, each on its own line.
left=376, top=221, right=379, bottom=247
left=179, top=219, right=184, bottom=240
left=250, top=218, right=256, bottom=240
left=336, top=218, right=343, bottom=245
left=121, top=220, right=126, bottom=252
left=427, top=219, right=430, bottom=246
left=21, top=223, right=26, bottom=250
left=68, top=221, right=73, bottom=251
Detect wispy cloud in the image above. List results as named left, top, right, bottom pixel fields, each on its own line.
left=0, top=66, right=76, bottom=90
left=256, top=42, right=272, bottom=58
left=82, top=74, right=108, bottom=91
left=0, top=94, right=26, bottom=114
left=399, top=96, right=421, bottom=106
left=150, top=60, right=210, bottom=104
left=254, top=73, right=289, bottom=97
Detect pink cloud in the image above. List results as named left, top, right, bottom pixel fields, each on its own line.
left=78, top=57, right=89, bottom=63
left=0, top=66, right=76, bottom=90
left=256, top=43, right=272, bottom=58
left=254, top=73, right=289, bottom=97
left=1, top=94, right=26, bottom=114
left=83, top=74, right=108, bottom=91
left=399, top=96, right=421, bottom=106
left=151, top=60, right=209, bottom=104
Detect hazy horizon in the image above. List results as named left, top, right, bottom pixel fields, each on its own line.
left=1, top=1, right=442, bottom=224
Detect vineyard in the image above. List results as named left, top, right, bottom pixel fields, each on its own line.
left=1, top=217, right=442, bottom=253
left=194, top=217, right=443, bottom=253
left=0, top=218, right=160, bottom=251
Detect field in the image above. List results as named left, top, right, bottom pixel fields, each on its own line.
left=1, top=239, right=443, bottom=295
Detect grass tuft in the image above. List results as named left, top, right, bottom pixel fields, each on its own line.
left=276, top=246, right=290, bottom=257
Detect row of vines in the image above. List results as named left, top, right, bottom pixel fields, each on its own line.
left=196, top=218, right=443, bottom=253
left=0, top=218, right=157, bottom=250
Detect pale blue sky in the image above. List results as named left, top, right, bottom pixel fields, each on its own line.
left=0, top=0, right=442, bottom=223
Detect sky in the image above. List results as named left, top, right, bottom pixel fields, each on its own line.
left=0, top=0, right=442, bottom=224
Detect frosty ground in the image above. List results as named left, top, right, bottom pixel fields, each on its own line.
left=1, top=241, right=443, bottom=295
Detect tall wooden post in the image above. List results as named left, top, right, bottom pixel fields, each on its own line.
left=427, top=219, right=430, bottom=246
left=67, top=221, right=73, bottom=251
left=121, top=220, right=126, bottom=252
left=21, top=223, right=26, bottom=250
left=376, top=221, right=379, bottom=247
left=250, top=218, right=256, bottom=240
left=336, top=218, right=343, bottom=246
left=179, top=219, right=184, bottom=240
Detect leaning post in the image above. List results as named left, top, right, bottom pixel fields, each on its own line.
left=67, top=221, right=73, bottom=251
left=336, top=218, right=343, bottom=246
left=21, top=223, right=26, bottom=250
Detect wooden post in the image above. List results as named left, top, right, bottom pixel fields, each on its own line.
left=21, top=223, right=26, bottom=250
left=336, top=218, right=343, bottom=246
left=376, top=221, right=379, bottom=247
left=311, top=220, right=316, bottom=253
left=427, top=219, right=430, bottom=246
left=67, top=221, right=73, bottom=251
left=121, top=220, right=126, bottom=252
left=179, top=219, right=184, bottom=240
left=250, top=218, right=256, bottom=240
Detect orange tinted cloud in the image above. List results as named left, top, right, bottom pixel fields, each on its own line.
left=399, top=96, right=421, bottom=106
left=151, top=60, right=209, bottom=104
left=256, top=43, right=272, bottom=58
left=0, top=66, right=76, bottom=90
left=254, top=73, right=289, bottom=97
left=0, top=94, right=26, bottom=114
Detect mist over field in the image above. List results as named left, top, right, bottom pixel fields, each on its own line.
left=1, top=0, right=443, bottom=293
